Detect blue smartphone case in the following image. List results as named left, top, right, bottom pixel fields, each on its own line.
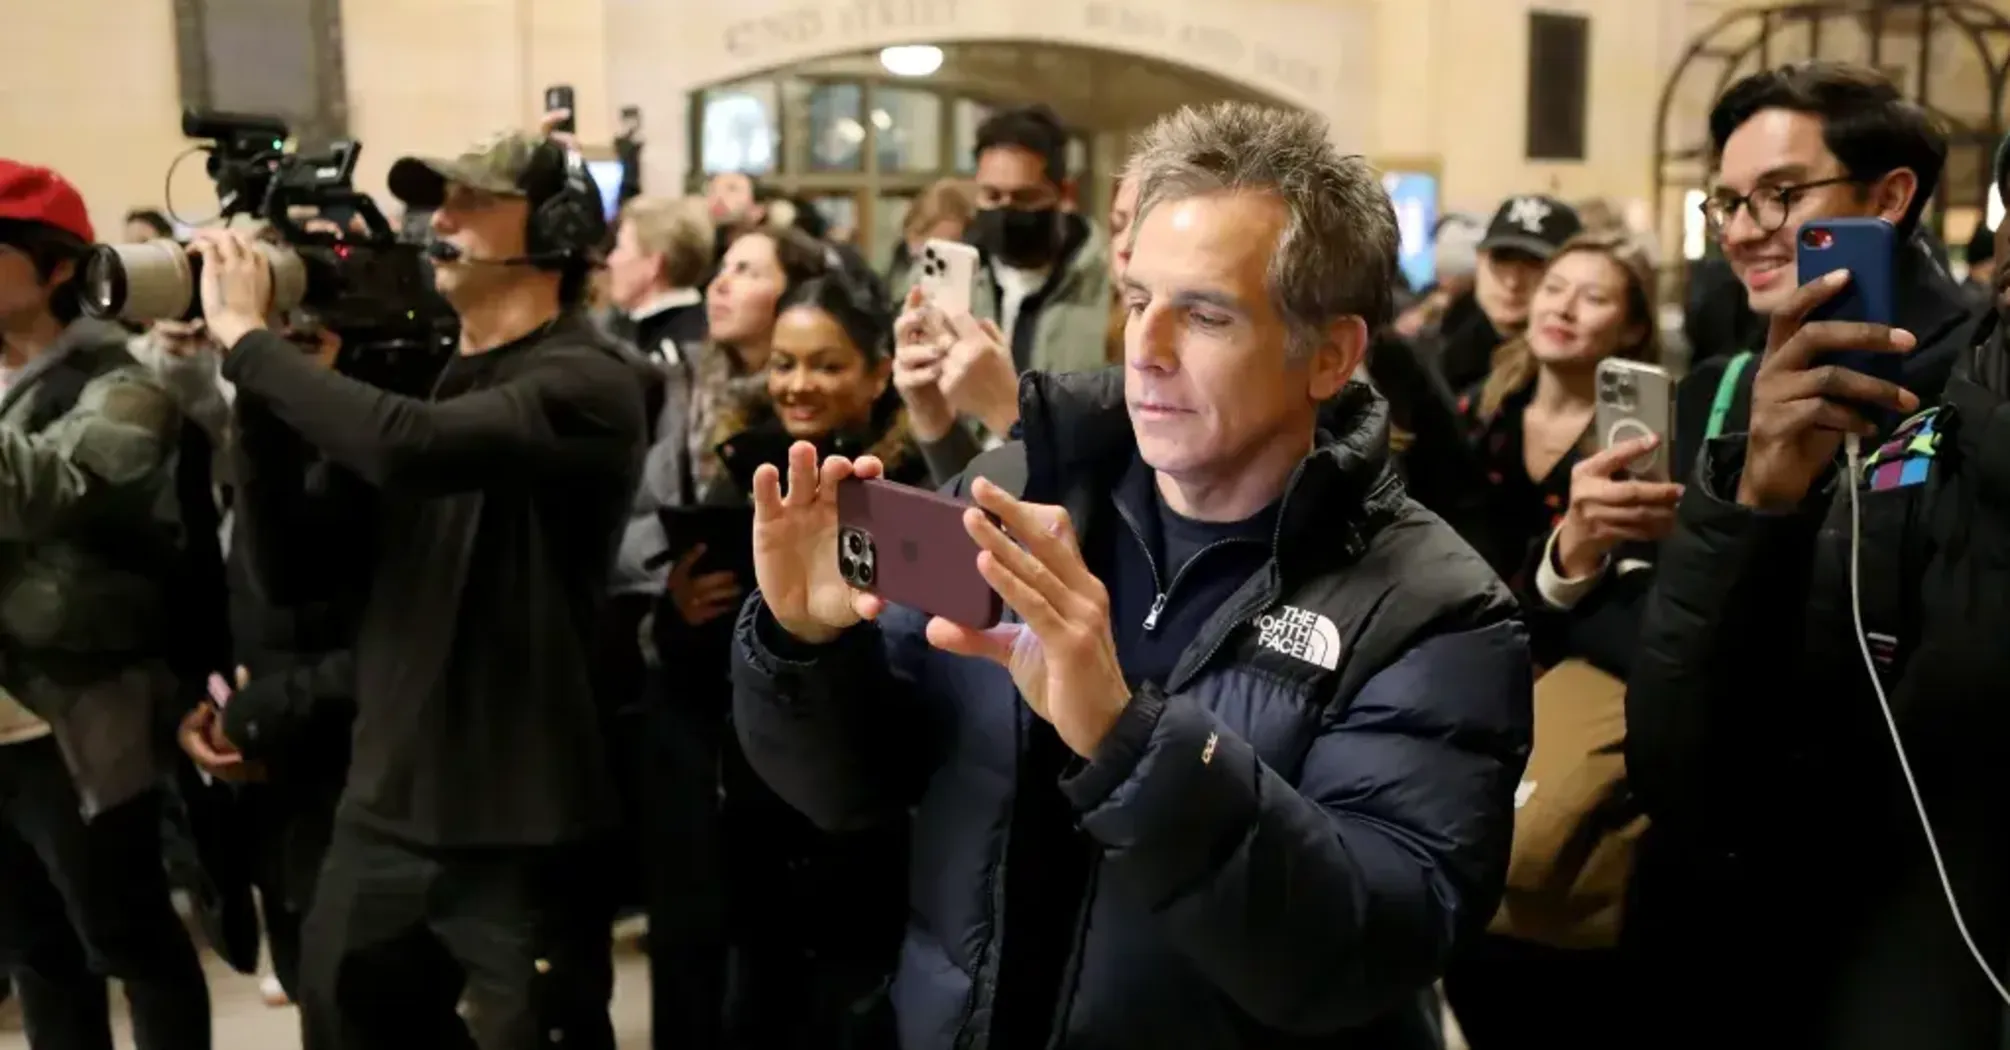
left=1795, top=217, right=1900, bottom=390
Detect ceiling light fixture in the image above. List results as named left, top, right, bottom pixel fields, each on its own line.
left=880, top=45, right=944, bottom=77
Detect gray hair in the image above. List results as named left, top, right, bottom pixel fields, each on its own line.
left=1125, top=103, right=1398, bottom=357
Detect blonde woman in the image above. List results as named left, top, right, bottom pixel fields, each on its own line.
left=1443, top=232, right=1681, bottom=1049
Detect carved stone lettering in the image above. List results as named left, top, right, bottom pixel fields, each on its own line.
left=1176, top=22, right=1245, bottom=65
left=719, top=0, right=1323, bottom=101
left=1084, top=2, right=1167, bottom=40
left=835, top=0, right=959, bottom=37
left=1253, top=46, right=1320, bottom=94
left=723, top=8, right=825, bottom=57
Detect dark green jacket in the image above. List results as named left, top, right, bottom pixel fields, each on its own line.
left=0, top=319, right=184, bottom=817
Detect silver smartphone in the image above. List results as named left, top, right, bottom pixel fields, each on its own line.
left=1595, top=358, right=1675, bottom=482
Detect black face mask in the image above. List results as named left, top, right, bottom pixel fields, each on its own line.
left=973, top=206, right=1063, bottom=269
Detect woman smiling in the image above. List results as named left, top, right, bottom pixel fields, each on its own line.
left=663, top=268, right=917, bottom=1050
left=707, top=272, right=927, bottom=497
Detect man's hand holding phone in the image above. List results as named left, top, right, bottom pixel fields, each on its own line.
left=893, top=285, right=1021, bottom=441
left=752, top=443, right=888, bottom=645
left=937, top=312, right=1019, bottom=438
left=752, top=444, right=1132, bottom=758
left=1739, top=270, right=1919, bottom=512
left=926, top=478, right=1132, bottom=760
left=894, top=287, right=957, bottom=441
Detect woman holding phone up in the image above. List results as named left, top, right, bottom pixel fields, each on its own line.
left=1441, top=232, right=1681, bottom=1050
left=1449, top=231, right=1680, bottom=671
left=658, top=269, right=918, bottom=1050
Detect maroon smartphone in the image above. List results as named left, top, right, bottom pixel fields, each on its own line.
left=837, top=478, right=1003, bottom=628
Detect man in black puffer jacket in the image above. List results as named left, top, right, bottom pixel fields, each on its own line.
left=731, top=102, right=1532, bottom=1050
left=1625, top=129, right=2010, bottom=1050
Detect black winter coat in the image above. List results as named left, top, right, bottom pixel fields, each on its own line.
left=1627, top=316, right=2010, bottom=1049
left=732, top=371, right=1533, bottom=1049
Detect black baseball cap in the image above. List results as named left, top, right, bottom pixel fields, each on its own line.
left=1477, top=195, right=1583, bottom=260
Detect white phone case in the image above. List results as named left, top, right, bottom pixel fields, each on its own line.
left=917, top=238, right=980, bottom=318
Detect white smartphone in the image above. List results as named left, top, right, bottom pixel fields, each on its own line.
left=917, top=238, right=980, bottom=318
left=1595, top=358, right=1676, bottom=482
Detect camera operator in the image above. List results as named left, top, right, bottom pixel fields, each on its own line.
left=0, top=160, right=211, bottom=1050
left=194, top=125, right=646, bottom=1049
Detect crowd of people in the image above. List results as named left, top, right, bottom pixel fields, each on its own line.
left=0, top=57, right=2005, bottom=1050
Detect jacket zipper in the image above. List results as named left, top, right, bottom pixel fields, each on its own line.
left=1111, top=500, right=1261, bottom=633
left=1163, top=459, right=1375, bottom=694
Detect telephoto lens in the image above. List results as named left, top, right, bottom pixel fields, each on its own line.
left=79, top=238, right=306, bottom=324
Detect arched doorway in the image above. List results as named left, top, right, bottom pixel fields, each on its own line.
left=680, top=42, right=1292, bottom=264
left=1652, top=1, right=2010, bottom=272
left=606, top=0, right=1376, bottom=212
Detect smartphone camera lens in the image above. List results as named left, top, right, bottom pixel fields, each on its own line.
left=1800, top=226, right=1834, bottom=250
left=838, top=527, right=876, bottom=587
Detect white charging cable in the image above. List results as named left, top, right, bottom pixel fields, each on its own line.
left=1842, top=431, right=2010, bottom=1006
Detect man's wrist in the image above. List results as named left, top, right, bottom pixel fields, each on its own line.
left=979, top=403, right=1020, bottom=440
left=909, top=408, right=955, bottom=443
left=210, top=316, right=266, bottom=352
left=1734, top=472, right=1800, bottom=513
left=1066, top=687, right=1135, bottom=760
left=1061, top=684, right=1161, bottom=809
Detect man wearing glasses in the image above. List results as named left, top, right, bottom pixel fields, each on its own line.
left=1624, top=61, right=1997, bottom=1049
left=1668, top=60, right=1979, bottom=473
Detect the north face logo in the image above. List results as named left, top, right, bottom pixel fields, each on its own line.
left=1252, top=606, right=1342, bottom=671
left=1505, top=196, right=1552, bottom=235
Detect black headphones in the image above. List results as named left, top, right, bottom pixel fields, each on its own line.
left=521, top=140, right=608, bottom=267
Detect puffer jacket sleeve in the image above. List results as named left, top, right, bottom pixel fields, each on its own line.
left=730, top=596, right=941, bottom=833
left=1624, top=435, right=1825, bottom=837
left=1058, top=619, right=1533, bottom=1033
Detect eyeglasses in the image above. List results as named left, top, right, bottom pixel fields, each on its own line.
left=1700, top=176, right=1861, bottom=235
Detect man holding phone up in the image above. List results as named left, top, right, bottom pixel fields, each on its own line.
left=731, top=102, right=1532, bottom=1050
left=1545, top=62, right=1978, bottom=612
left=1621, top=126, right=2010, bottom=1050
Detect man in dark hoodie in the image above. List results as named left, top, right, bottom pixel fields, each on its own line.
left=0, top=160, right=211, bottom=1049
left=1623, top=105, right=2010, bottom=1050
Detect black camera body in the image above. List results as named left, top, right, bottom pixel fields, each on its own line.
left=81, top=110, right=455, bottom=390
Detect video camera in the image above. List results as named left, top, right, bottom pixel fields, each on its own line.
left=78, top=110, right=454, bottom=384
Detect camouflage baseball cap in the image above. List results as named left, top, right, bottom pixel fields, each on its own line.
left=387, top=129, right=544, bottom=210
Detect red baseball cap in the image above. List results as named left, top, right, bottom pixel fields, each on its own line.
left=0, top=161, right=94, bottom=244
